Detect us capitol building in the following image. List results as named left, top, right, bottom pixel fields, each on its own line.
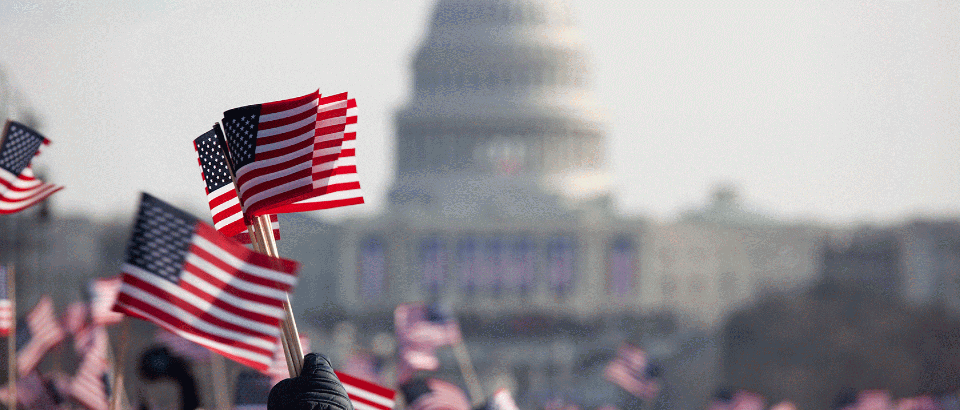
left=279, top=0, right=827, bottom=407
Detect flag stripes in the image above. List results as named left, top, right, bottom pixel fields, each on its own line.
left=0, top=266, right=11, bottom=336
left=0, top=121, right=62, bottom=214
left=17, top=296, right=66, bottom=375
left=113, top=193, right=299, bottom=372
left=336, top=371, right=396, bottom=410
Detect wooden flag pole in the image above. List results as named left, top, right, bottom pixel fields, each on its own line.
left=110, top=318, right=130, bottom=410
left=452, top=341, right=484, bottom=407
left=210, top=354, right=231, bottom=410
left=212, top=123, right=304, bottom=377
left=6, top=263, right=16, bottom=410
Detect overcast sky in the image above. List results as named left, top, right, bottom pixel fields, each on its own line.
left=0, top=0, right=957, bottom=226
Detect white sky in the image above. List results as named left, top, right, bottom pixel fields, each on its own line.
left=0, top=0, right=957, bottom=226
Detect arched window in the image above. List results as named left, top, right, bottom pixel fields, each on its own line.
left=546, top=235, right=576, bottom=296
left=420, top=236, right=445, bottom=296
left=457, top=237, right=480, bottom=295
left=358, top=237, right=386, bottom=299
left=608, top=236, right=636, bottom=297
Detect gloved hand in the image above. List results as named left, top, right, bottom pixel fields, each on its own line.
left=268, top=353, right=354, bottom=410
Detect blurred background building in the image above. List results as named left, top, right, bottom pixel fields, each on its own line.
left=1, top=1, right=958, bottom=409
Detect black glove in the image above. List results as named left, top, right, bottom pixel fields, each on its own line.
left=268, top=353, right=354, bottom=410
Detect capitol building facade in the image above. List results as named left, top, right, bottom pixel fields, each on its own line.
left=280, top=0, right=827, bottom=407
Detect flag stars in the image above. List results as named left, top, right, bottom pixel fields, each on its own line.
left=125, top=195, right=195, bottom=284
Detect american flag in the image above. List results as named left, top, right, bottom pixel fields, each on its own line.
left=193, top=127, right=279, bottom=244
left=0, top=265, right=12, bottom=336
left=0, top=121, right=63, bottom=214
left=395, top=303, right=461, bottom=373
left=603, top=343, right=660, bottom=400
left=88, top=277, right=124, bottom=326
left=857, top=390, right=893, bottom=410
left=405, top=378, right=470, bottom=410
left=111, top=193, right=300, bottom=372
left=154, top=328, right=210, bottom=363
left=484, top=389, right=520, bottom=410
left=220, top=91, right=363, bottom=218
left=336, top=371, right=396, bottom=410
left=266, top=336, right=396, bottom=410
left=69, top=326, right=111, bottom=410
left=17, top=295, right=66, bottom=375
left=0, top=372, right=66, bottom=410
left=730, top=391, right=765, bottom=410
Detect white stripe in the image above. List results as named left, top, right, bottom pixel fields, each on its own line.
left=318, top=98, right=348, bottom=111
left=292, top=190, right=363, bottom=205
left=178, top=267, right=285, bottom=320
left=317, top=116, right=347, bottom=128
left=0, top=185, right=59, bottom=211
left=257, top=114, right=317, bottom=139
left=120, top=266, right=278, bottom=351
left=311, top=168, right=360, bottom=186
left=0, top=167, right=42, bottom=189
left=256, top=127, right=314, bottom=153
left=126, top=261, right=285, bottom=330
left=214, top=211, right=243, bottom=230
left=344, top=385, right=395, bottom=408
left=258, top=97, right=319, bottom=122
left=242, top=174, right=314, bottom=210
left=191, top=235, right=298, bottom=286
left=351, top=399, right=391, bottom=410
left=234, top=144, right=313, bottom=183
left=208, top=185, right=239, bottom=215
left=115, top=302, right=273, bottom=368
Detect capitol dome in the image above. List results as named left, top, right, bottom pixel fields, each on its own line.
left=392, top=0, right=609, bottom=218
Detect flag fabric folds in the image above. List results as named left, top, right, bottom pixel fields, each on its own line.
left=88, top=277, right=124, bottom=326
left=335, top=371, right=397, bottom=410
left=603, top=343, right=660, bottom=400
left=111, top=193, right=300, bottom=372
left=0, top=121, right=63, bottom=214
left=17, top=295, right=66, bottom=375
left=394, top=303, right=462, bottom=378
left=403, top=378, right=470, bottom=410
left=220, top=91, right=363, bottom=218
left=69, top=326, right=111, bottom=410
left=266, top=335, right=395, bottom=410
left=0, top=265, right=12, bottom=336
left=193, top=128, right=279, bottom=244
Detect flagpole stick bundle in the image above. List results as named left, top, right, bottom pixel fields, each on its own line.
left=452, top=341, right=484, bottom=407
left=211, top=124, right=305, bottom=377
left=6, top=263, right=16, bottom=410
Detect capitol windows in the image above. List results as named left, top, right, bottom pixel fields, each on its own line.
left=506, top=236, right=537, bottom=295
left=546, top=235, right=577, bottom=296
left=358, top=237, right=387, bottom=300
left=457, top=237, right=480, bottom=295
left=607, top=236, right=636, bottom=297
left=420, top=236, right=445, bottom=296
left=483, top=237, right=506, bottom=294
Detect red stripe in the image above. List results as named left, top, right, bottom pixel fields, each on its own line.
left=114, top=299, right=272, bottom=372
left=114, top=293, right=274, bottom=357
left=236, top=151, right=313, bottom=188
left=188, top=241, right=292, bottom=291
left=119, top=274, right=275, bottom=343
left=343, top=132, right=356, bottom=141
left=260, top=90, right=319, bottom=115
left=176, top=276, right=280, bottom=326
left=181, top=258, right=286, bottom=310
left=0, top=185, right=63, bottom=215
left=336, top=371, right=396, bottom=399
left=255, top=121, right=315, bottom=148
left=195, top=223, right=300, bottom=274
left=347, top=98, right=357, bottom=109
left=209, top=189, right=238, bottom=209
left=258, top=107, right=317, bottom=134
left=345, top=116, right=358, bottom=125
left=267, top=196, right=364, bottom=214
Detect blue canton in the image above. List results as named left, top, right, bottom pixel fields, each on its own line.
left=0, top=122, right=46, bottom=176
left=125, top=194, right=197, bottom=284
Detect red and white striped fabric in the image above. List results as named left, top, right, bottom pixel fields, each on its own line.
left=112, top=193, right=299, bottom=373
left=0, top=265, right=12, bottom=336
left=266, top=336, right=395, bottom=410
left=194, top=127, right=280, bottom=244
left=603, top=343, right=659, bottom=400
left=271, top=94, right=364, bottom=213
left=69, top=326, right=111, bottom=410
left=89, top=276, right=124, bottom=326
left=336, top=371, right=396, bottom=410
left=220, top=91, right=363, bottom=218
left=154, top=328, right=211, bottom=363
left=730, top=391, right=766, bottom=410
left=17, top=295, right=66, bottom=375
left=394, top=303, right=462, bottom=381
left=408, top=379, right=470, bottom=410
left=0, top=121, right=63, bottom=214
